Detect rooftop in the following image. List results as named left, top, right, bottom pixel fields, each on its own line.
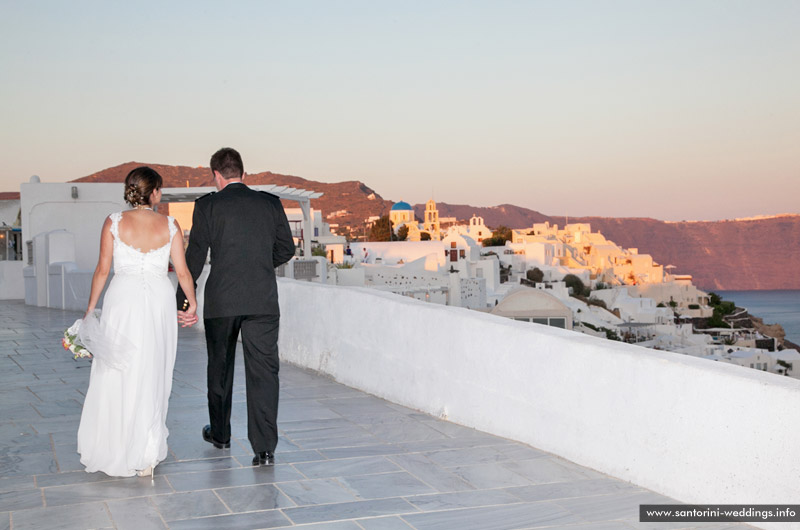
left=0, top=300, right=752, bottom=530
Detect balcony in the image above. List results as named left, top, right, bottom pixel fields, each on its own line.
left=3, top=279, right=798, bottom=528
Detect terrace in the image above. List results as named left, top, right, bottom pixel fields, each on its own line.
left=3, top=278, right=796, bottom=528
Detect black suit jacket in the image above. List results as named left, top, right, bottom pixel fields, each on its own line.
left=176, top=183, right=295, bottom=318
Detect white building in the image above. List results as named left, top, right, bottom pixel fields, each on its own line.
left=768, top=349, right=800, bottom=379
left=490, top=287, right=573, bottom=330
left=589, top=286, right=674, bottom=325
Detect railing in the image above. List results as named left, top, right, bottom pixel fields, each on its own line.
left=276, top=278, right=800, bottom=518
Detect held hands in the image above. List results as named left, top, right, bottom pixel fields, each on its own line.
left=177, top=299, right=199, bottom=328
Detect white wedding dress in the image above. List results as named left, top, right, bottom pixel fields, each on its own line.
left=77, top=211, right=178, bottom=477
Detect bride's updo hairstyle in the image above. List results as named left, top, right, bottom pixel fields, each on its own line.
left=124, top=166, right=163, bottom=207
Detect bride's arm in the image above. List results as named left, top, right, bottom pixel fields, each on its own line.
left=170, top=219, right=198, bottom=326
left=85, top=217, right=113, bottom=319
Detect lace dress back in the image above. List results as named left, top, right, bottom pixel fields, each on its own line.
left=77, top=211, right=179, bottom=477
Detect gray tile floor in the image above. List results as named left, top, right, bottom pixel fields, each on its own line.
left=0, top=300, right=753, bottom=530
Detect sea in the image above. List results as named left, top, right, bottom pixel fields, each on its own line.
left=717, top=290, right=800, bottom=347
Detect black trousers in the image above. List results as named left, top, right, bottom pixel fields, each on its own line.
left=204, top=314, right=280, bottom=453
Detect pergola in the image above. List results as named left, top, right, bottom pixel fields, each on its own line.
left=161, top=185, right=323, bottom=258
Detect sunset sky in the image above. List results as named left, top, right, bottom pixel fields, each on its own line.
left=2, top=0, right=798, bottom=221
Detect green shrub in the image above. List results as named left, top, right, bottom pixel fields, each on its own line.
left=587, top=298, right=607, bottom=309
left=718, top=301, right=736, bottom=315
left=526, top=268, right=544, bottom=283
left=563, top=274, right=586, bottom=297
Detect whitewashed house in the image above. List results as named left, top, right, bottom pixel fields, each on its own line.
left=490, top=287, right=573, bottom=330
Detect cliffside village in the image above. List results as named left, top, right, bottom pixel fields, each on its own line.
left=278, top=199, right=799, bottom=380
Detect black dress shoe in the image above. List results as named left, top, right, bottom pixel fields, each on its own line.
left=202, top=425, right=230, bottom=449
left=252, top=452, right=275, bottom=466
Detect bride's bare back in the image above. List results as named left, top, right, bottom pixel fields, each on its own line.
left=118, top=210, right=172, bottom=253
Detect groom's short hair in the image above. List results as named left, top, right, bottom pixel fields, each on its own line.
left=210, top=148, right=244, bottom=180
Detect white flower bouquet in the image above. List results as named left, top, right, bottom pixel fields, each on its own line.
left=62, top=310, right=132, bottom=370
left=63, top=319, right=92, bottom=360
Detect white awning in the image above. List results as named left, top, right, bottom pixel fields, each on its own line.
left=161, top=185, right=323, bottom=203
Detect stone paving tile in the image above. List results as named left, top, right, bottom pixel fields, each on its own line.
left=0, top=451, right=58, bottom=477
left=357, top=516, right=416, bottom=529
left=166, top=465, right=304, bottom=491
left=150, top=489, right=229, bottom=521
left=502, top=456, right=601, bottom=485
left=402, top=501, right=584, bottom=530
left=9, top=501, right=114, bottom=530
left=337, top=471, right=436, bottom=499
left=284, top=497, right=419, bottom=525
left=0, top=301, right=742, bottom=530
left=293, top=456, right=403, bottom=479
left=275, top=478, right=357, bottom=507
left=0, top=474, right=36, bottom=494
left=505, top=478, right=643, bottom=502
left=106, top=497, right=167, bottom=530
left=166, top=509, right=291, bottom=530
left=0, top=433, right=52, bottom=456
left=298, top=433, right=386, bottom=450
left=388, top=453, right=476, bottom=493
left=0, top=488, right=43, bottom=512
left=405, top=488, right=523, bottom=512
left=447, top=461, right=534, bottom=489
left=275, top=522, right=362, bottom=530
left=43, top=475, right=172, bottom=506
left=214, top=483, right=296, bottom=512
left=423, top=445, right=509, bottom=467
left=319, top=443, right=407, bottom=460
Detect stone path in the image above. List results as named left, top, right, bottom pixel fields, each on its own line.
left=0, top=300, right=752, bottom=530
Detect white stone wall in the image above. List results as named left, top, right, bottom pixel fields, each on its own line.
left=20, top=182, right=126, bottom=270
left=459, top=277, right=486, bottom=310
left=0, top=261, right=25, bottom=299
left=277, top=279, right=800, bottom=523
left=366, top=268, right=448, bottom=291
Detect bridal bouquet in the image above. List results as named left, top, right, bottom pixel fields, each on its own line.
left=61, top=311, right=131, bottom=370
left=63, top=320, right=92, bottom=360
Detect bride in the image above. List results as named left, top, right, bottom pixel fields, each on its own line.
left=77, top=166, right=198, bottom=478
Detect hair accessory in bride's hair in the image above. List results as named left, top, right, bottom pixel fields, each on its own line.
left=125, top=184, right=141, bottom=206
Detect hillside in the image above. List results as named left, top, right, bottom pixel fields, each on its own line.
left=74, top=162, right=395, bottom=231
left=74, top=163, right=800, bottom=290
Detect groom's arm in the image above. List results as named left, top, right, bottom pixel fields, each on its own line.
left=176, top=198, right=211, bottom=309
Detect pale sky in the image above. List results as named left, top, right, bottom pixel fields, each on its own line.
left=2, top=0, right=799, bottom=221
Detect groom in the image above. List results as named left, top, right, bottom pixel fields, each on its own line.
left=177, top=147, right=295, bottom=465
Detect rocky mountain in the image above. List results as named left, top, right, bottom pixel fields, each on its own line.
left=74, top=162, right=395, bottom=230
left=74, top=163, right=800, bottom=291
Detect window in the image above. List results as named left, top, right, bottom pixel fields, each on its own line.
left=549, top=318, right=566, bottom=329
left=0, top=229, right=22, bottom=261
left=531, top=318, right=548, bottom=325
